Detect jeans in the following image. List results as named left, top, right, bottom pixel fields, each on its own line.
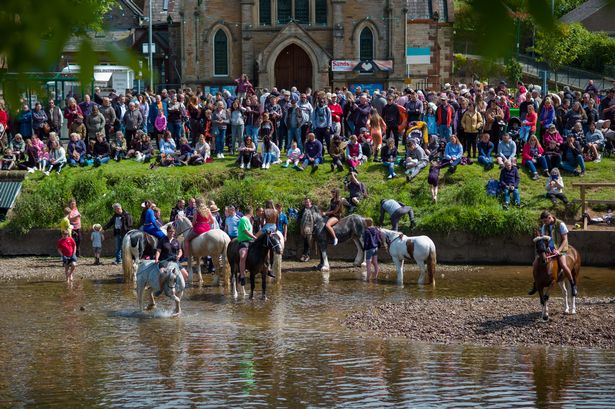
left=214, top=127, right=226, bottom=154
left=314, top=127, right=330, bottom=153
left=230, top=124, right=244, bottom=154
left=477, top=155, right=493, bottom=166
left=390, top=206, right=415, bottom=231
left=262, top=152, right=274, bottom=165
left=519, top=126, right=531, bottom=145
left=560, top=154, right=586, bottom=174
left=302, top=157, right=322, bottom=168
left=287, top=127, right=302, bottom=151
left=545, top=154, right=561, bottom=170
left=46, top=161, right=65, bottom=173
left=525, top=156, right=548, bottom=174
left=168, top=121, right=183, bottom=144
left=68, top=156, right=86, bottom=167
left=95, top=155, right=110, bottom=165
left=405, top=160, right=427, bottom=179
left=438, top=125, right=452, bottom=141
left=245, top=125, right=259, bottom=145
left=114, top=234, right=123, bottom=263
left=503, top=187, right=520, bottom=205
left=383, top=161, right=396, bottom=176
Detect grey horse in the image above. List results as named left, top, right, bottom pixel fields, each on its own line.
left=300, top=206, right=366, bottom=280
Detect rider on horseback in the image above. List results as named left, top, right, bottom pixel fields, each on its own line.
left=141, top=200, right=166, bottom=240
left=324, top=189, right=343, bottom=246
left=238, top=206, right=257, bottom=285
left=255, top=200, right=278, bottom=278
left=529, top=210, right=577, bottom=297
left=154, top=225, right=187, bottom=294
left=183, top=200, right=214, bottom=262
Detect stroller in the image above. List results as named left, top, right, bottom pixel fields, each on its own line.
left=507, top=117, right=522, bottom=146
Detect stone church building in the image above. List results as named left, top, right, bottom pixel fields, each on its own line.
left=179, top=0, right=453, bottom=92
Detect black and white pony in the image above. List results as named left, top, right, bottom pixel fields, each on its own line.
left=136, top=260, right=186, bottom=316
left=300, top=206, right=366, bottom=280
left=122, top=222, right=174, bottom=283
left=227, top=232, right=282, bottom=299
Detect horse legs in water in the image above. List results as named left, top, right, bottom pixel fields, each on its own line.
left=416, top=259, right=427, bottom=285
left=146, top=288, right=156, bottom=310
left=393, top=258, right=405, bottom=287
left=249, top=269, right=267, bottom=300
left=558, top=280, right=570, bottom=314
left=352, top=237, right=366, bottom=268
left=320, top=246, right=331, bottom=282
left=137, top=282, right=145, bottom=311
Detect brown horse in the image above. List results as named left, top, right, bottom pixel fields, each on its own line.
left=532, top=235, right=581, bottom=321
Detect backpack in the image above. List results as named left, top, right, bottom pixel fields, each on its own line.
left=486, top=179, right=500, bottom=197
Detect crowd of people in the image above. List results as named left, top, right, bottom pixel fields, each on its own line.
left=1, top=76, right=614, bottom=208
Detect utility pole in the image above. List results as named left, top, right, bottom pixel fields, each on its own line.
left=148, top=0, right=154, bottom=92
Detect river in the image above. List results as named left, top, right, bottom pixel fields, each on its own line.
left=0, top=264, right=614, bottom=407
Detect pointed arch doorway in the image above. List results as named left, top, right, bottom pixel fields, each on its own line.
left=274, top=44, right=313, bottom=92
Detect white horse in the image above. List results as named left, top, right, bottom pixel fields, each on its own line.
left=122, top=222, right=173, bottom=283
left=136, top=260, right=186, bottom=316
left=174, top=215, right=231, bottom=286
left=379, top=228, right=437, bottom=286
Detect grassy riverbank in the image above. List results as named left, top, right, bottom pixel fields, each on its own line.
left=4, top=154, right=614, bottom=236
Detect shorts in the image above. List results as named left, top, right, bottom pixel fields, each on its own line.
left=62, top=255, right=77, bottom=266
left=93, top=246, right=102, bottom=254
left=263, top=223, right=277, bottom=233
left=238, top=241, right=251, bottom=249
left=365, top=248, right=378, bottom=260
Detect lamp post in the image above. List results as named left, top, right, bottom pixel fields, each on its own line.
left=431, top=11, right=440, bottom=90
left=148, top=0, right=153, bottom=92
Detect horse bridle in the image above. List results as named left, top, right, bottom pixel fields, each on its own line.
left=266, top=233, right=281, bottom=250
left=173, top=220, right=193, bottom=238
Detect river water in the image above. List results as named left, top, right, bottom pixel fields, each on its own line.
left=1, top=265, right=614, bottom=408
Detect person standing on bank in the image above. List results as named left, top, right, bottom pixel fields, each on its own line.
left=103, top=203, right=133, bottom=265
left=378, top=199, right=416, bottom=231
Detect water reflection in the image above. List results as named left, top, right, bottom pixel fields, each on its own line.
left=0, top=265, right=614, bottom=407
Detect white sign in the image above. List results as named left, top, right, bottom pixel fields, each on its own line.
left=331, top=60, right=356, bottom=72
left=142, top=43, right=156, bottom=54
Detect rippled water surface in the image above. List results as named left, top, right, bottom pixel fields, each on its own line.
left=1, top=264, right=614, bottom=408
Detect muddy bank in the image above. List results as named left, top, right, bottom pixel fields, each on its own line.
left=343, top=297, right=615, bottom=349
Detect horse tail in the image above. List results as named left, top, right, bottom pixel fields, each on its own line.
left=122, top=235, right=135, bottom=282
left=272, top=233, right=284, bottom=281
left=426, top=241, right=437, bottom=286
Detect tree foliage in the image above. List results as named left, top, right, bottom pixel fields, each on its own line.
left=0, top=0, right=142, bottom=108
left=534, top=23, right=585, bottom=72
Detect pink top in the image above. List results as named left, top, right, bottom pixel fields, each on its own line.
left=69, top=208, right=81, bottom=230
left=155, top=115, right=168, bottom=132
left=192, top=213, right=211, bottom=236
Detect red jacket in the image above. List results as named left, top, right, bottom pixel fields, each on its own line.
left=328, top=103, right=343, bottom=123
left=57, top=237, right=76, bottom=257
left=436, top=105, right=453, bottom=127
left=524, top=112, right=537, bottom=133
left=0, top=109, right=8, bottom=129
left=522, top=143, right=544, bottom=166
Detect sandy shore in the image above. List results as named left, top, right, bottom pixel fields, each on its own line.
left=343, top=296, right=615, bottom=349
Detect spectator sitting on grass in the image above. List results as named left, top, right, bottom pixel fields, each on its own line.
left=329, top=135, right=345, bottom=171
left=522, top=135, right=549, bottom=180
left=497, top=132, right=517, bottom=168
left=477, top=133, right=494, bottom=170
left=380, top=137, right=398, bottom=179
left=543, top=124, right=563, bottom=148
left=404, top=138, right=428, bottom=181
left=299, top=132, right=323, bottom=172
left=545, top=168, right=568, bottom=205
left=67, top=133, right=87, bottom=167
left=584, top=122, right=604, bottom=162
left=345, top=134, right=364, bottom=173
left=342, top=172, right=367, bottom=211
left=544, top=139, right=562, bottom=171
left=560, top=134, right=585, bottom=177
left=92, top=132, right=111, bottom=166
left=440, top=134, right=463, bottom=173
left=499, top=159, right=521, bottom=209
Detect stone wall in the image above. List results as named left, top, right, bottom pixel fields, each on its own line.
left=2, top=228, right=613, bottom=267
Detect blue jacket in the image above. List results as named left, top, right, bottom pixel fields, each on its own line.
left=444, top=142, right=463, bottom=160
left=499, top=166, right=520, bottom=188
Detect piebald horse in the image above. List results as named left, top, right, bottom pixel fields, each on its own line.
left=174, top=215, right=231, bottom=286
left=136, top=260, right=185, bottom=316
left=379, top=228, right=437, bottom=286
left=122, top=222, right=173, bottom=283
left=532, top=235, right=581, bottom=320
left=300, top=206, right=366, bottom=280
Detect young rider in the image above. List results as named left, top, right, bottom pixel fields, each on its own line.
left=529, top=210, right=577, bottom=296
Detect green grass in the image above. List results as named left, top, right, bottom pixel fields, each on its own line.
left=4, top=153, right=614, bottom=236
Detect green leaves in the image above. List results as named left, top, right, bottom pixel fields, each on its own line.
left=76, top=38, right=96, bottom=92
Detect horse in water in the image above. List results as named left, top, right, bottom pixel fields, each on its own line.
left=174, top=215, right=231, bottom=286
left=122, top=222, right=173, bottom=282
left=136, top=260, right=185, bottom=316
left=300, top=206, right=366, bottom=279
left=227, top=232, right=282, bottom=299
left=532, top=235, right=581, bottom=320
left=379, top=228, right=437, bottom=286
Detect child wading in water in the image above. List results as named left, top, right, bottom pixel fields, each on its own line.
left=91, top=224, right=105, bottom=265
left=363, top=219, right=381, bottom=281
left=57, top=230, right=77, bottom=284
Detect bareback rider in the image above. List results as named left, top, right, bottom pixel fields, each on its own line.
left=529, top=210, right=577, bottom=296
